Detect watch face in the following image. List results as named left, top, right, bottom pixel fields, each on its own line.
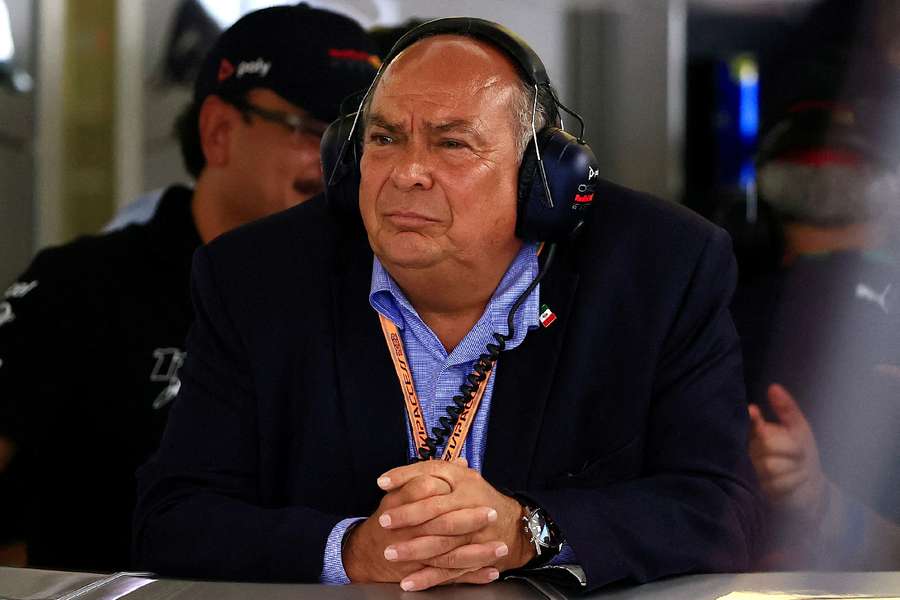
left=527, top=511, right=554, bottom=547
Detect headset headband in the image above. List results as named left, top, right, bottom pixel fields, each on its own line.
left=382, top=17, right=550, bottom=87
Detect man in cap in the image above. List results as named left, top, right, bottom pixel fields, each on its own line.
left=732, top=97, right=900, bottom=569
left=0, top=3, right=378, bottom=571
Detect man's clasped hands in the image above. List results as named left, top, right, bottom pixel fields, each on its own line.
left=342, top=458, right=537, bottom=591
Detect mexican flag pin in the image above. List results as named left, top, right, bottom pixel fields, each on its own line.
left=539, top=304, right=557, bottom=328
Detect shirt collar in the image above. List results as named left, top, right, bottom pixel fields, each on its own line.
left=368, top=244, right=541, bottom=355
left=369, top=256, right=409, bottom=329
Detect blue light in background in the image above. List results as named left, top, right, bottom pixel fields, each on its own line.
left=737, top=58, right=759, bottom=142
left=739, top=161, right=756, bottom=188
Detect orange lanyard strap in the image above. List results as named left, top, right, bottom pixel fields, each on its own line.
left=378, top=313, right=493, bottom=461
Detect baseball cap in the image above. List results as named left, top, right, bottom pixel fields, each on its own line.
left=193, top=3, right=380, bottom=124
left=756, top=96, right=900, bottom=225
left=757, top=99, right=898, bottom=171
left=758, top=53, right=900, bottom=170
left=757, top=102, right=871, bottom=167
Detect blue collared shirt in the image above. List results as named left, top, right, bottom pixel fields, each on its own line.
left=368, top=244, right=540, bottom=467
left=321, top=243, right=572, bottom=583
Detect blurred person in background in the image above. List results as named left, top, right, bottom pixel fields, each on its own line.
left=0, top=3, right=378, bottom=571
left=732, top=94, right=900, bottom=570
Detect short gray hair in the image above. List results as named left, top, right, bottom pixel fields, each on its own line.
left=512, top=79, right=550, bottom=159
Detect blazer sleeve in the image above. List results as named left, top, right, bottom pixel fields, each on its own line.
left=523, top=227, right=763, bottom=591
left=132, top=244, right=343, bottom=582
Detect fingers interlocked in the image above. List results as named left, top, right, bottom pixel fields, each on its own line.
left=374, top=459, right=514, bottom=591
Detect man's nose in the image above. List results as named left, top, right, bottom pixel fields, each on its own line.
left=390, top=141, right=434, bottom=191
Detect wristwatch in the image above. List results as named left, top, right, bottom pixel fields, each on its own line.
left=521, top=504, right=565, bottom=565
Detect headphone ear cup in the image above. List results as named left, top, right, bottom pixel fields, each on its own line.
left=516, top=128, right=600, bottom=242
left=517, top=137, right=541, bottom=211
left=321, top=114, right=362, bottom=219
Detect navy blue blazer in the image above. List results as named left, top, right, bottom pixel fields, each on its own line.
left=134, top=179, right=762, bottom=591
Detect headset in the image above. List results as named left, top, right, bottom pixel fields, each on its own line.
left=321, top=16, right=600, bottom=243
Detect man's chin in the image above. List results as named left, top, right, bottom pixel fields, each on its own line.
left=373, top=237, right=442, bottom=271
left=384, top=257, right=437, bottom=271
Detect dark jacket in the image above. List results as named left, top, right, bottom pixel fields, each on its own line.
left=0, top=186, right=199, bottom=570
left=134, top=180, right=763, bottom=590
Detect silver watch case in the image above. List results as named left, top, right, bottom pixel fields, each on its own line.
left=522, top=506, right=562, bottom=556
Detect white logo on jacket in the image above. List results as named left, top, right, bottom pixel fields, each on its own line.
left=856, top=282, right=892, bottom=314
left=0, top=302, right=14, bottom=328
left=150, top=347, right=186, bottom=410
left=4, top=280, right=38, bottom=299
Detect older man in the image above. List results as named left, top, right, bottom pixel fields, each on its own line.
left=134, top=18, right=761, bottom=591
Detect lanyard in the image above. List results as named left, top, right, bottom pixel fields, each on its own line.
left=378, top=313, right=493, bottom=461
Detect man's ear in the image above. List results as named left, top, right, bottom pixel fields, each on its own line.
left=198, top=95, right=238, bottom=168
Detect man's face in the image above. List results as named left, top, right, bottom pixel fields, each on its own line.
left=359, top=36, right=523, bottom=273
left=227, top=88, right=328, bottom=222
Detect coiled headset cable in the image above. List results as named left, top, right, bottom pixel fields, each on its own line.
left=418, top=243, right=558, bottom=460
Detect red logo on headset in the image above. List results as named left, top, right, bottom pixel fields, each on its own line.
left=574, top=193, right=594, bottom=204
left=217, top=59, right=235, bottom=82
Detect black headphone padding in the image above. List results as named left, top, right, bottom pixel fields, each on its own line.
left=517, top=139, right=541, bottom=210
left=320, top=113, right=360, bottom=220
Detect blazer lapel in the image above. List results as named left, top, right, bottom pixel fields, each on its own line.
left=483, top=253, right=579, bottom=491
left=331, top=235, right=409, bottom=485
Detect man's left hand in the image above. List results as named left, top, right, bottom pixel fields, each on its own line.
left=376, top=459, right=536, bottom=590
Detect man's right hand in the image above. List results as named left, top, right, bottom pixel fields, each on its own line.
left=342, top=462, right=505, bottom=589
left=748, top=383, right=828, bottom=523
